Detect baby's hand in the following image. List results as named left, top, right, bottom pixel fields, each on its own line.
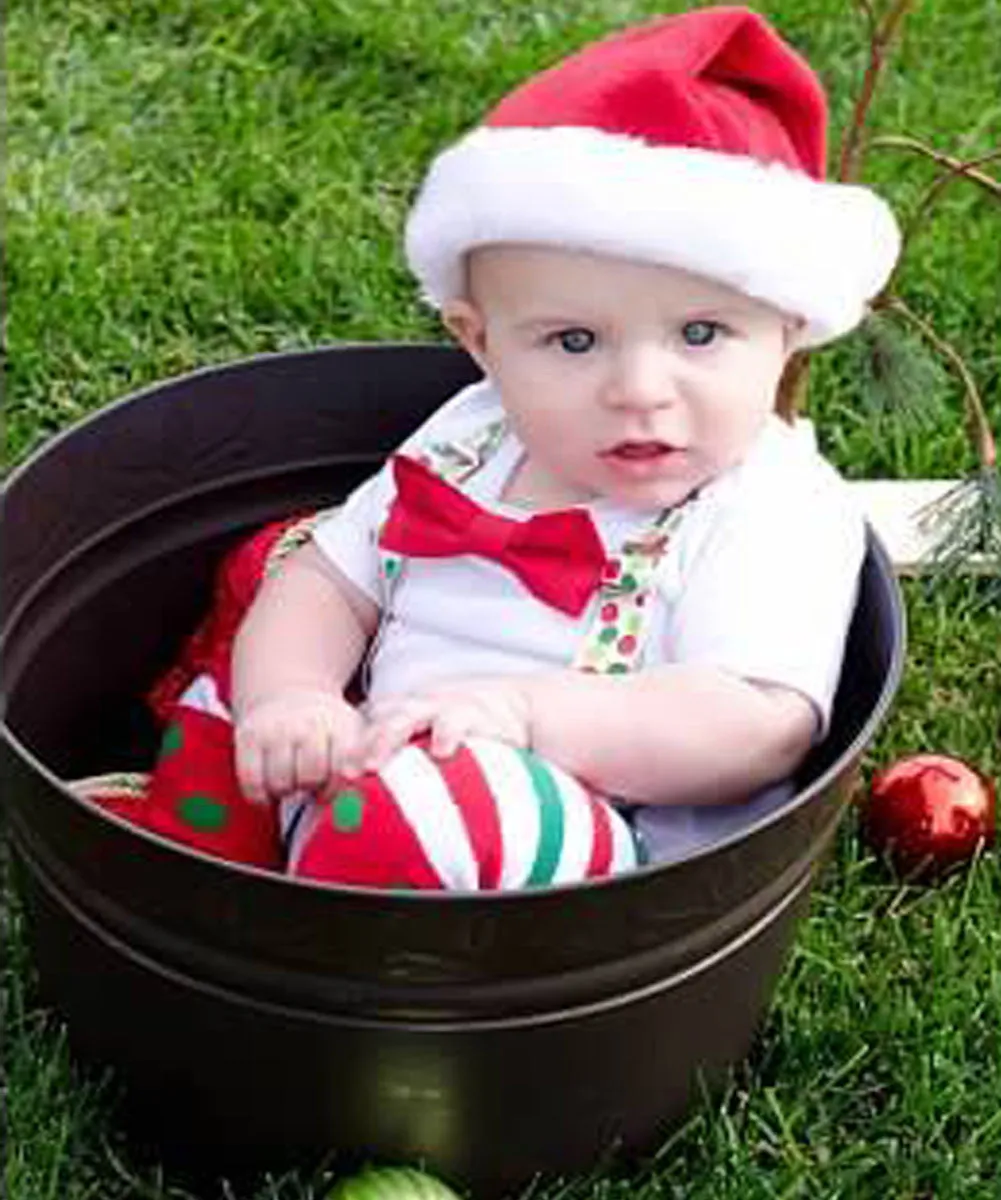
left=361, top=677, right=533, bottom=771
left=234, top=689, right=366, bottom=804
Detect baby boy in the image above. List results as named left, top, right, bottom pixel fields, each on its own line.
left=136, top=7, right=900, bottom=887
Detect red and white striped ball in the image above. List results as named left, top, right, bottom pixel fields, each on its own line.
left=283, top=736, right=638, bottom=891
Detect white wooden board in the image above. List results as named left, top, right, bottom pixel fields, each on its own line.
left=848, top=478, right=993, bottom=574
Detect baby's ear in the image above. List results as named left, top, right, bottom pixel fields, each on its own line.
left=783, top=316, right=808, bottom=354
left=442, top=298, right=489, bottom=366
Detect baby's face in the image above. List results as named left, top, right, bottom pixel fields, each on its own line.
left=443, top=245, right=796, bottom=509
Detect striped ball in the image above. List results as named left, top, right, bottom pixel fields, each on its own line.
left=283, top=737, right=638, bottom=891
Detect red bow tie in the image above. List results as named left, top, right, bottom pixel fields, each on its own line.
left=379, top=455, right=607, bottom=617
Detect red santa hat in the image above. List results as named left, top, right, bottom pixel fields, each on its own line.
left=405, top=6, right=900, bottom=346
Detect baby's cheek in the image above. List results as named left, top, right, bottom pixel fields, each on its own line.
left=516, top=412, right=570, bottom=463
left=718, top=404, right=769, bottom=459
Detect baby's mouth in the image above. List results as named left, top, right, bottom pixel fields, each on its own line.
left=599, top=440, right=683, bottom=481
left=602, top=440, right=678, bottom=461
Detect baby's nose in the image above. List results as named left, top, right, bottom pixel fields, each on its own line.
left=606, top=350, right=678, bottom=410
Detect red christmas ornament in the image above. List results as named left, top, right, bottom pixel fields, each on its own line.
left=863, top=753, right=996, bottom=877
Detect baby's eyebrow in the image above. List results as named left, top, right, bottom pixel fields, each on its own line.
left=513, top=315, right=595, bottom=332
left=680, top=306, right=748, bottom=322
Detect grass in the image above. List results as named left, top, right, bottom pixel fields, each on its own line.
left=3, top=0, right=1000, bottom=1196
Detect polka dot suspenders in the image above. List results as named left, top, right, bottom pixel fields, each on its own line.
left=376, top=420, right=688, bottom=674
left=574, top=508, right=685, bottom=673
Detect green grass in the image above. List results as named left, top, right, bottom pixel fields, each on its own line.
left=3, top=0, right=1000, bottom=1197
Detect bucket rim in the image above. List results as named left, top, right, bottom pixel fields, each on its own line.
left=0, top=341, right=451, bottom=499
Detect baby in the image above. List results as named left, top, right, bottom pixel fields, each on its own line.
left=124, top=6, right=900, bottom=887
left=236, top=248, right=828, bottom=801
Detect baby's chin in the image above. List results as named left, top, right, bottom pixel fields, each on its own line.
left=586, top=460, right=714, bottom=512
left=598, top=478, right=703, bottom=512
left=522, top=456, right=712, bottom=512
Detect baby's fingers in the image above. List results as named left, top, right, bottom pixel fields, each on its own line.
left=234, top=731, right=269, bottom=805
left=427, top=706, right=476, bottom=759
left=292, top=733, right=334, bottom=793
left=327, top=710, right=369, bottom=779
left=261, top=739, right=297, bottom=801
left=362, top=701, right=433, bottom=772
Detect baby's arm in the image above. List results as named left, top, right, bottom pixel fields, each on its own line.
left=361, top=664, right=814, bottom=806
left=521, top=665, right=816, bottom=805
left=231, top=541, right=379, bottom=802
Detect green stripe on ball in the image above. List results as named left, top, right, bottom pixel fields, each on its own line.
left=518, top=749, right=566, bottom=887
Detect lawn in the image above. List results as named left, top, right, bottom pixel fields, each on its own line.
left=3, top=1, right=1000, bottom=1197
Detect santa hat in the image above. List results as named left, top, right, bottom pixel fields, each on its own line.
left=405, top=6, right=900, bottom=346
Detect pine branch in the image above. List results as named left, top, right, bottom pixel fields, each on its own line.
left=873, top=147, right=1001, bottom=302
left=846, top=311, right=947, bottom=425
left=879, top=295, right=996, bottom=471
left=778, top=0, right=1000, bottom=518
left=915, top=470, right=1001, bottom=595
left=786, top=0, right=916, bottom=420
left=838, top=0, right=915, bottom=183
left=821, top=4, right=1001, bottom=584
left=903, top=148, right=1001, bottom=234
left=867, top=136, right=1001, bottom=200
left=902, top=146, right=1001, bottom=272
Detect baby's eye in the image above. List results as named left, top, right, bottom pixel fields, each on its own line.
left=681, top=319, right=723, bottom=347
left=549, top=327, right=596, bottom=354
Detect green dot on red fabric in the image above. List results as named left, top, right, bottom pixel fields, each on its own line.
left=618, top=634, right=637, bottom=654
left=177, top=793, right=229, bottom=831
left=599, top=626, right=618, bottom=645
left=331, top=789, right=365, bottom=833
left=159, top=722, right=183, bottom=758
left=601, top=602, right=619, bottom=622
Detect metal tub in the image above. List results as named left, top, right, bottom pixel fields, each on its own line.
left=0, top=346, right=904, bottom=1196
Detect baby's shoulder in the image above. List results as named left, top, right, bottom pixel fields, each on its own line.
left=708, top=417, right=860, bottom=525
left=659, top=418, right=865, bottom=587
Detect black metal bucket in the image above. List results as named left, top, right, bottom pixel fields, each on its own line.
left=0, top=346, right=905, bottom=1196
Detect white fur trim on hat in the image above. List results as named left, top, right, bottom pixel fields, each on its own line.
left=405, top=126, right=900, bottom=346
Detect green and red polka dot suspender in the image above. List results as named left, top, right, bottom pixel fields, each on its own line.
left=377, top=420, right=687, bottom=675
left=573, top=507, right=685, bottom=674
